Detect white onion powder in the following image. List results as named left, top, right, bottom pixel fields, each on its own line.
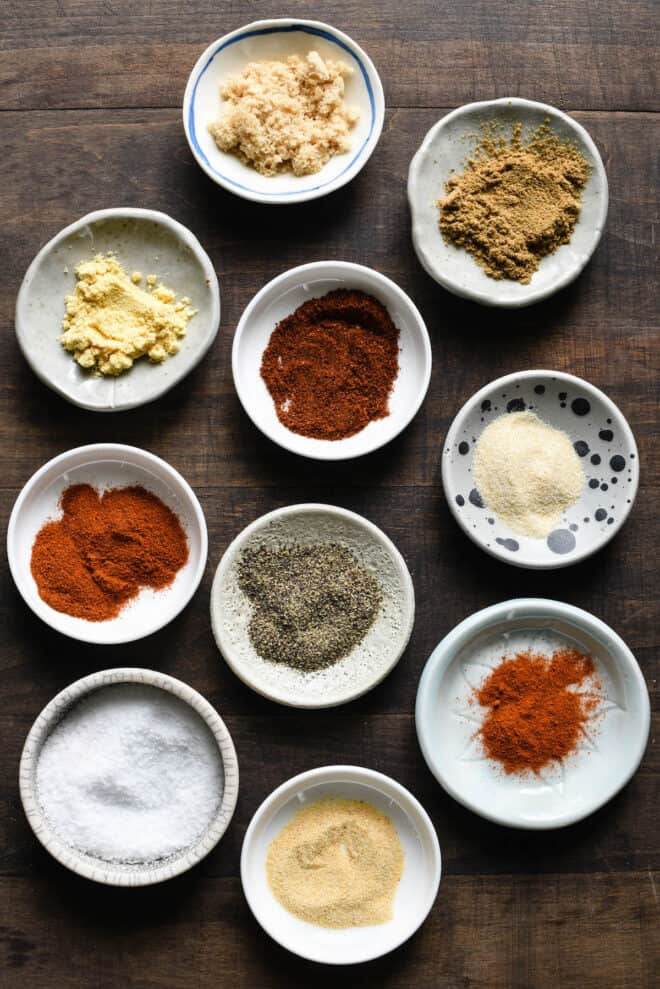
left=35, top=684, right=224, bottom=864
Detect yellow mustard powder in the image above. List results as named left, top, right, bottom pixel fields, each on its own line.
left=266, top=798, right=404, bottom=929
left=208, top=51, right=359, bottom=177
left=60, top=254, right=196, bottom=376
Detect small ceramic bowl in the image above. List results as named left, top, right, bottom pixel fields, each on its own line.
left=232, top=261, right=432, bottom=460
left=241, top=765, right=441, bottom=963
left=442, top=370, right=639, bottom=569
left=210, top=504, right=415, bottom=708
left=16, top=208, right=220, bottom=411
left=416, top=599, right=650, bottom=830
left=20, top=668, right=239, bottom=885
left=183, top=19, right=384, bottom=204
left=408, top=98, right=608, bottom=307
left=7, top=444, right=208, bottom=644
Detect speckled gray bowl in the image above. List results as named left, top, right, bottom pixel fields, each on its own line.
left=210, top=504, right=415, bottom=708
left=442, top=370, right=639, bottom=569
left=20, top=668, right=239, bottom=886
left=16, top=208, right=220, bottom=411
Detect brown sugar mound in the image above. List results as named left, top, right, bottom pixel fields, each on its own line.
left=438, top=122, right=591, bottom=283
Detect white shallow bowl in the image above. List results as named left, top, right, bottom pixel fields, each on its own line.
left=210, top=504, right=415, bottom=708
left=416, top=599, right=650, bottom=830
left=183, top=18, right=384, bottom=204
left=442, top=370, right=639, bottom=569
left=241, top=765, right=441, bottom=964
left=7, top=444, right=208, bottom=644
left=20, top=668, right=239, bottom=886
left=232, top=261, right=432, bottom=460
left=16, top=208, right=220, bottom=411
left=408, top=98, right=608, bottom=307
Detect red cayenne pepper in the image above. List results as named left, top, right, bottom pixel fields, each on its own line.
left=260, top=289, right=400, bottom=440
left=30, top=484, right=189, bottom=622
left=475, top=648, right=600, bottom=774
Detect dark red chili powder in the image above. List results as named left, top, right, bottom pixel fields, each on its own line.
left=475, top=648, right=600, bottom=774
left=260, top=288, right=400, bottom=440
left=30, top=484, right=189, bottom=622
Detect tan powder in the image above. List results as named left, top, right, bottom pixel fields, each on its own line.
left=438, top=122, right=591, bottom=283
left=474, top=411, right=584, bottom=537
left=61, top=254, right=196, bottom=376
left=266, top=798, right=404, bottom=928
left=208, top=51, right=358, bottom=177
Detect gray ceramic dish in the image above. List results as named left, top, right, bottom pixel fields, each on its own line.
left=16, top=208, right=220, bottom=411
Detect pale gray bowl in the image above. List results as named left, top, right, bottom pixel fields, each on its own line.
left=408, top=98, right=608, bottom=307
left=16, top=208, right=221, bottom=411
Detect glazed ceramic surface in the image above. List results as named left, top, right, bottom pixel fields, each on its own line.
left=16, top=208, right=220, bottom=411
left=183, top=19, right=384, bottom=204
left=232, top=261, right=432, bottom=460
left=416, top=600, right=650, bottom=829
left=241, top=766, right=441, bottom=963
left=442, top=370, right=639, bottom=569
left=408, top=98, right=608, bottom=307
left=210, top=504, right=415, bottom=708
left=20, top=668, right=239, bottom=886
left=7, top=444, right=208, bottom=644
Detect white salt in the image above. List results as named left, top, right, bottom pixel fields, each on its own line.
left=36, top=684, right=224, bottom=863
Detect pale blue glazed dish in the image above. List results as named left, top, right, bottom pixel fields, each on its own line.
left=183, top=19, right=384, bottom=204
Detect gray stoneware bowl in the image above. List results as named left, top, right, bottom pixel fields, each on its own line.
left=20, top=668, right=239, bottom=886
left=16, top=208, right=220, bottom=411
left=442, top=370, right=639, bottom=569
left=408, top=98, right=608, bottom=307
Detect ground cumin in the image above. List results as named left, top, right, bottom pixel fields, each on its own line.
left=260, top=289, right=400, bottom=441
left=31, top=484, right=189, bottom=621
left=439, top=122, right=591, bottom=283
left=475, top=647, right=600, bottom=774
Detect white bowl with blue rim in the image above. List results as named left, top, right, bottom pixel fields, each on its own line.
left=442, top=370, right=639, bottom=569
left=183, top=19, right=384, bottom=204
left=415, top=599, right=650, bottom=829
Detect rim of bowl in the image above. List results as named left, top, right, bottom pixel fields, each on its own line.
left=231, top=260, right=432, bottom=460
left=441, top=369, right=640, bottom=570
left=210, top=503, right=416, bottom=708
left=19, top=667, right=239, bottom=886
left=15, top=207, right=221, bottom=412
left=240, top=764, right=441, bottom=963
left=415, top=598, right=651, bottom=830
left=407, top=97, right=609, bottom=308
left=182, top=18, right=385, bottom=205
left=7, top=443, right=209, bottom=644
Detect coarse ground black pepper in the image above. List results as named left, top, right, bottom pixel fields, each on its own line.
left=237, top=543, right=382, bottom=672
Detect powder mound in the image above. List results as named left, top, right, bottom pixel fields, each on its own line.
left=61, top=253, right=196, bottom=376
left=260, top=288, right=400, bottom=440
left=238, top=542, right=382, bottom=671
left=208, top=51, right=359, bottom=177
left=476, top=648, right=601, bottom=775
left=438, top=122, right=591, bottom=283
left=30, top=483, right=189, bottom=621
left=473, top=411, right=584, bottom=537
left=266, top=798, right=404, bottom=928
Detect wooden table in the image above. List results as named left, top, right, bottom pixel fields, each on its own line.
left=1, top=3, right=658, bottom=986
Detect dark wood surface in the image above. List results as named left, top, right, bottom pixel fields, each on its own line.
left=1, top=3, right=658, bottom=986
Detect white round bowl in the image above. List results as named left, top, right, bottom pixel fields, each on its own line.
left=241, top=765, right=441, bottom=964
left=7, top=444, right=208, bottom=644
left=183, top=19, right=384, bottom=204
left=16, top=208, right=221, bottom=411
left=20, top=668, right=239, bottom=885
left=408, top=98, right=608, bottom=307
left=232, top=261, right=432, bottom=460
left=416, top=599, right=650, bottom=830
left=442, top=370, right=639, bottom=569
left=210, top=504, right=415, bottom=708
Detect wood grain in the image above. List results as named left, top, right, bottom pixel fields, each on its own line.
left=0, top=2, right=658, bottom=987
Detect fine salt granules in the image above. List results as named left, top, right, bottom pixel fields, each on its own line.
left=36, top=685, right=224, bottom=863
